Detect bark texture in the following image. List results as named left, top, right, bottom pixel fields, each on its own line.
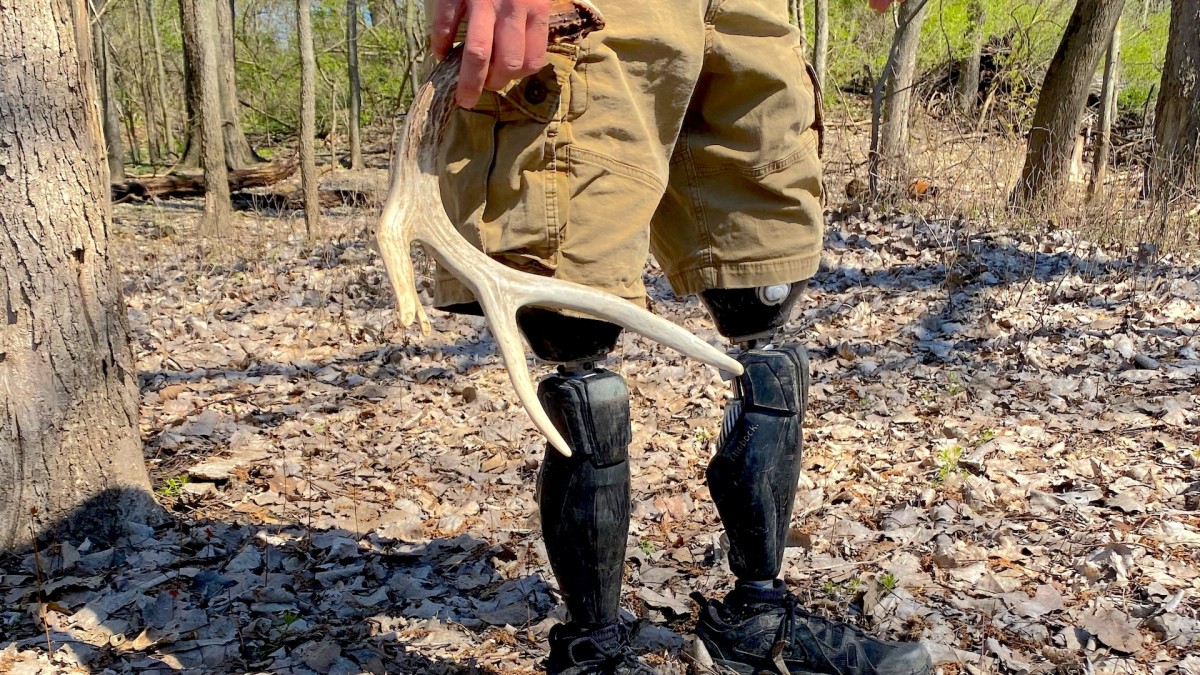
left=298, top=0, right=321, bottom=236
left=1089, top=20, right=1121, bottom=198
left=183, top=0, right=233, bottom=234
left=180, top=0, right=256, bottom=168
left=869, top=0, right=930, bottom=196
left=958, top=0, right=985, bottom=115
left=1150, top=0, right=1200, bottom=198
left=179, top=0, right=204, bottom=167
left=348, top=0, right=364, bottom=171
left=879, top=0, right=929, bottom=160
left=1, top=0, right=156, bottom=552
left=813, top=0, right=828, bottom=88
left=216, top=0, right=260, bottom=168
left=148, top=0, right=176, bottom=155
left=790, top=0, right=806, bottom=48
left=1014, top=0, right=1125, bottom=205
left=133, top=0, right=162, bottom=164
left=121, top=86, right=142, bottom=165
left=91, top=0, right=124, bottom=181
left=404, top=0, right=424, bottom=99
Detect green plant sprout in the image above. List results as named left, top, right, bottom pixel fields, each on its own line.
left=156, top=475, right=191, bottom=498
left=879, top=571, right=899, bottom=593
left=935, top=445, right=966, bottom=483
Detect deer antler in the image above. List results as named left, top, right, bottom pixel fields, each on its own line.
left=377, top=0, right=743, bottom=457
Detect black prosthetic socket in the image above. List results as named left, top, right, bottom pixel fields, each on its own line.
left=439, top=304, right=622, bottom=364
left=518, top=307, right=623, bottom=364
left=707, top=345, right=809, bottom=582
left=537, top=368, right=632, bottom=628
left=700, top=281, right=807, bottom=345
left=440, top=301, right=486, bottom=317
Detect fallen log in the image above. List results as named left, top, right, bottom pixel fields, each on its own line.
left=112, top=158, right=299, bottom=201
left=230, top=187, right=378, bottom=212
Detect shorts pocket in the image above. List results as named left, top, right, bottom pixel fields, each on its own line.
left=470, top=44, right=584, bottom=123
left=437, top=45, right=584, bottom=272
left=561, top=148, right=661, bottom=301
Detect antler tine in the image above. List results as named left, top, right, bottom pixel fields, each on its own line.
left=467, top=265, right=742, bottom=457
left=377, top=17, right=744, bottom=457
left=377, top=67, right=440, bottom=336
left=476, top=290, right=575, bottom=456
left=377, top=188, right=431, bottom=335
left=512, top=278, right=741, bottom=375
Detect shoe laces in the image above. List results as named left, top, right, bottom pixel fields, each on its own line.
left=769, top=594, right=799, bottom=675
left=771, top=593, right=870, bottom=675
left=568, top=621, right=648, bottom=674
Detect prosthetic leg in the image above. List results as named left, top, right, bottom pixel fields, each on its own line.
left=520, top=282, right=810, bottom=630
left=700, top=283, right=809, bottom=584
left=693, top=283, right=932, bottom=675
left=518, top=309, right=653, bottom=675
left=537, top=363, right=630, bottom=628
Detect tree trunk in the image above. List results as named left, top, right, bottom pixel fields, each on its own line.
left=92, top=0, right=124, bottom=181
left=179, top=0, right=204, bottom=167
left=348, top=0, right=364, bottom=171
left=1, top=0, right=158, bottom=552
left=1149, top=0, right=1200, bottom=200
left=790, top=0, right=806, bottom=49
left=183, top=0, right=233, bottom=234
left=121, top=88, right=142, bottom=165
left=1089, top=20, right=1120, bottom=198
left=870, top=0, right=930, bottom=196
left=298, top=0, right=321, bottom=236
left=216, top=0, right=261, bottom=168
left=1013, top=0, right=1125, bottom=206
left=112, top=158, right=299, bottom=200
left=957, top=0, right=985, bottom=116
left=181, top=0, right=256, bottom=169
left=133, top=0, right=162, bottom=164
left=329, top=102, right=341, bottom=171
left=148, top=0, right=176, bottom=156
left=813, top=0, right=828, bottom=89
left=404, top=0, right=424, bottom=100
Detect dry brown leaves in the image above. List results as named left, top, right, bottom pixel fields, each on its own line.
left=1, top=190, right=1198, bottom=674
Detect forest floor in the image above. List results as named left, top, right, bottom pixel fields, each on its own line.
left=3, top=149, right=1200, bottom=674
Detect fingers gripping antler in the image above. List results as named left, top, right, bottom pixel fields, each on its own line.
left=377, top=3, right=743, bottom=457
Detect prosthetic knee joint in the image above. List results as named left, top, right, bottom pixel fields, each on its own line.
left=521, top=309, right=631, bottom=628
left=701, top=284, right=810, bottom=582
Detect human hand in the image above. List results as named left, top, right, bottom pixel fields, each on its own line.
left=868, top=0, right=901, bottom=12
left=431, top=0, right=552, bottom=109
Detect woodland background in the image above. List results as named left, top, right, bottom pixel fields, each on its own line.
left=91, top=0, right=1195, bottom=246
left=1, top=0, right=1198, bottom=673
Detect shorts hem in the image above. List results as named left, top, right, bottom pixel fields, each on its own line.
left=432, top=278, right=480, bottom=309
left=433, top=276, right=647, bottom=313
left=665, top=252, right=821, bottom=297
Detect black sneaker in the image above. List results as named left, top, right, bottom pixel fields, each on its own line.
left=546, top=621, right=660, bottom=674
left=689, top=584, right=932, bottom=675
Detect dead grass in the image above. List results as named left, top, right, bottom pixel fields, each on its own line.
left=824, top=100, right=1199, bottom=256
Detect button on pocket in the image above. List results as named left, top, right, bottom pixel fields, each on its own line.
left=489, top=44, right=581, bottom=123
left=524, top=79, right=548, bottom=105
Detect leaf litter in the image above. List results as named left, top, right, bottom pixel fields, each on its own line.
left=2, top=198, right=1199, bottom=674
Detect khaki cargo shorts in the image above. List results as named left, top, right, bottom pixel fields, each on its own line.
left=433, top=0, right=824, bottom=309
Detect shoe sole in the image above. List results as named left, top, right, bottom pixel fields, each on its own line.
left=682, top=637, right=824, bottom=675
